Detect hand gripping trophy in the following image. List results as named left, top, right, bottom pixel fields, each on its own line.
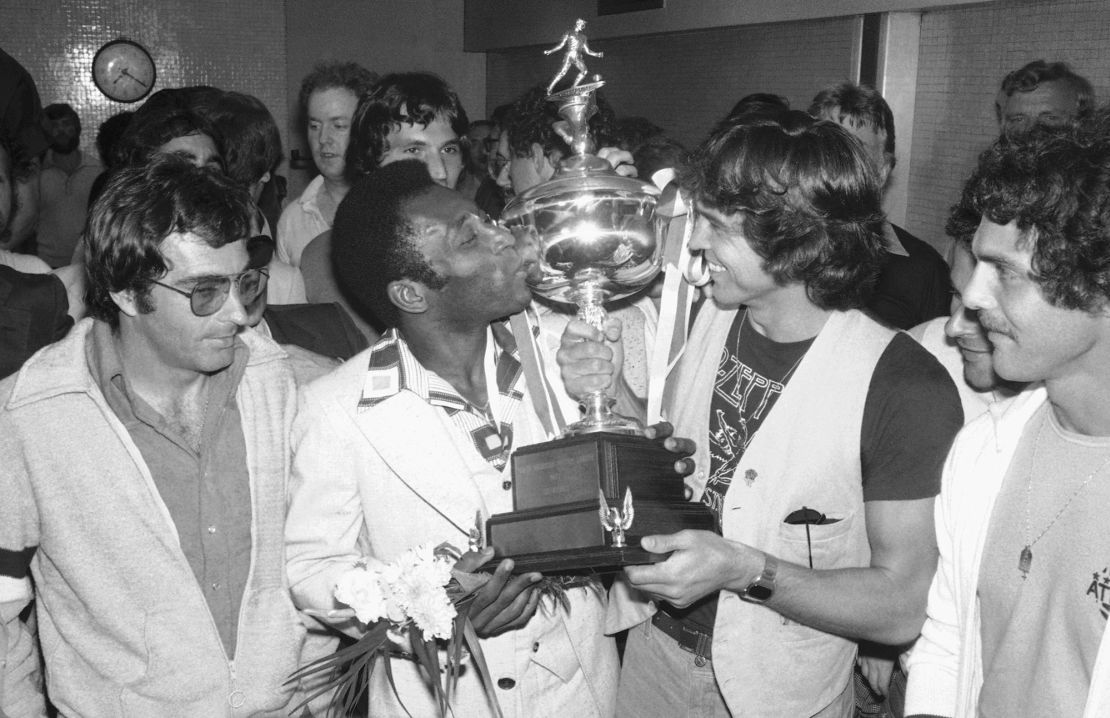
left=544, top=18, right=604, bottom=96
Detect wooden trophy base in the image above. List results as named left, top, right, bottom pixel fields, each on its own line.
left=482, top=432, right=717, bottom=574
left=485, top=545, right=667, bottom=575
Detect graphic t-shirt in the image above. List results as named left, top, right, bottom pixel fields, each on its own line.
left=702, top=313, right=814, bottom=517
left=978, top=404, right=1110, bottom=717
left=661, top=311, right=962, bottom=633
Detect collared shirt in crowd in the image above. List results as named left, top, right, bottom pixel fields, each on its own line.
left=86, top=320, right=252, bottom=657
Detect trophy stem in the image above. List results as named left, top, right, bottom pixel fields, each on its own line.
left=565, top=281, right=643, bottom=436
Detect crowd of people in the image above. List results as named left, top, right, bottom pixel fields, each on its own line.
left=0, top=34, right=1106, bottom=718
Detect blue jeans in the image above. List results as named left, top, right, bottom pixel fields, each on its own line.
left=617, top=618, right=855, bottom=717
left=617, top=619, right=731, bottom=718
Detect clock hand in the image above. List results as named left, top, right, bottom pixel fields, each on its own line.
left=120, top=68, right=149, bottom=88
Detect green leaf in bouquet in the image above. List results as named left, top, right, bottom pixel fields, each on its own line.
left=411, top=635, right=447, bottom=716
left=536, top=574, right=604, bottom=614
left=449, top=568, right=493, bottom=601
left=286, top=621, right=392, bottom=717
left=462, top=616, right=505, bottom=718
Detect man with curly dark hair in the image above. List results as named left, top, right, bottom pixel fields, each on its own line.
left=566, top=109, right=963, bottom=717
left=906, top=123, right=1110, bottom=718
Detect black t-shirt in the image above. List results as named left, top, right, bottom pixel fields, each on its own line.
left=662, top=312, right=963, bottom=631
left=867, top=224, right=952, bottom=331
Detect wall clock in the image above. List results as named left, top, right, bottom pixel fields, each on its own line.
left=92, top=39, right=156, bottom=103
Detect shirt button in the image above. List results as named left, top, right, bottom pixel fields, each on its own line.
left=207, top=525, right=217, bottom=534
left=532, top=641, right=540, bottom=652
left=497, top=677, right=516, bottom=690
left=227, top=689, right=245, bottom=708
left=211, top=582, right=220, bottom=590
left=502, top=480, right=512, bottom=491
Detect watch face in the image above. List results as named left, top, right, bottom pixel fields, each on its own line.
left=745, top=583, right=773, bottom=601
left=92, top=40, right=156, bottom=103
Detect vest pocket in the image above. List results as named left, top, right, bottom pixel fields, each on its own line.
left=776, top=509, right=858, bottom=569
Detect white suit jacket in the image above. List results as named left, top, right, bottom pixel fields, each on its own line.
left=286, top=342, right=618, bottom=718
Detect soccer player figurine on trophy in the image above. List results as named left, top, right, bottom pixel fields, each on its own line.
left=544, top=18, right=604, bottom=96
left=485, top=21, right=715, bottom=573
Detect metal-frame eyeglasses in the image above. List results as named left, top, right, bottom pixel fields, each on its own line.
left=150, top=266, right=269, bottom=317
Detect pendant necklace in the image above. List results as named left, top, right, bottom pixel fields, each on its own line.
left=1019, top=411, right=1110, bottom=579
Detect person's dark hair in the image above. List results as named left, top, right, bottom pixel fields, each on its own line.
left=808, top=82, right=896, bottom=167
left=43, top=102, right=80, bottom=132
left=83, top=155, right=253, bottom=328
left=726, top=93, right=790, bottom=122
left=613, top=116, right=665, bottom=154
left=0, top=130, right=33, bottom=184
left=995, top=60, right=1095, bottom=124
left=95, top=111, right=134, bottom=168
left=502, top=84, right=616, bottom=159
left=682, top=109, right=885, bottom=310
left=113, top=102, right=222, bottom=169
left=196, top=91, right=283, bottom=187
left=0, top=132, right=11, bottom=176
left=332, top=160, right=446, bottom=327
left=345, top=72, right=469, bottom=182
left=297, top=61, right=378, bottom=126
left=490, top=103, right=512, bottom=129
left=633, top=135, right=687, bottom=184
left=946, top=124, right=1110, bottom=311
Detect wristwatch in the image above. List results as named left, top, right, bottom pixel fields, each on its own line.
left=740, top=552, right=778, bottom=604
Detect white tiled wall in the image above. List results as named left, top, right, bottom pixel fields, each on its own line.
left=907, top=0, right=1110, bottom=250
left=0, top=0, right=288, bottom=171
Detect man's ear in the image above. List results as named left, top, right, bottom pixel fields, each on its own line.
left=878, top=159, right=893, bottom=192
left=110, top=288, right=142, bottom=318
left=531, top=142, right=561, bottom=181
left=388, top=278, right=430, bottom=316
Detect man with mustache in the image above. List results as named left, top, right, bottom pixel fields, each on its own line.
left=905, top=125, right=1110, bottom=717
left=36, top=103, right=101, bottom=268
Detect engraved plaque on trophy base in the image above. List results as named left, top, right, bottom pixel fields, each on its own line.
left=483, top=432, right=718, bottom=574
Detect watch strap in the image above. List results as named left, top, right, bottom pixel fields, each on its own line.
left=740, top=552, right=778, bottom=604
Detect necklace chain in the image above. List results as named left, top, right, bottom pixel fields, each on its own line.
left=1019, top=411, right=1110, bottom=578
left=734, top=311, right=807, bottom=449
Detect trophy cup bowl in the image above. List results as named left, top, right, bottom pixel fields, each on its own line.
left=502, top=162, right=663, bottom=434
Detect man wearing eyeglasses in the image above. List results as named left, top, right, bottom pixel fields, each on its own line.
left=0, top=156, right=320, bottom=716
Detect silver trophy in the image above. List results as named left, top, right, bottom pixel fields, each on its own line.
left=502, top=21, right=663, bottom=436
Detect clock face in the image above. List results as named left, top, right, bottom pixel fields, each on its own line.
left=92, top=40, right=156, bottom=103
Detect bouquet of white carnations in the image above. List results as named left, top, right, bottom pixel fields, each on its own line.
left=288, top=543, right=502, bottom=718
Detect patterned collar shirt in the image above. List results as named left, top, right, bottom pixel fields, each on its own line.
left=357, top=323, right=525, bottom=471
